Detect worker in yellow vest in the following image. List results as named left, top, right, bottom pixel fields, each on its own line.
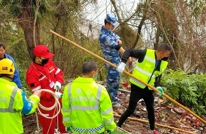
left=62, top=61, right=116, bottom=134
left=0, top=58, right=42, bottom=134
left=116, top=43, right=171, bottom=134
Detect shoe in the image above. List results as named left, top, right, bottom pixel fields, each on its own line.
left=112, top=101, right=121, bottom=107
left=113, top=96, right=120, bottom=102
left=112, top=100, right=118, bottom=104
left=112, top=97, right=118, bottom=105
left=153, top=130, right=159, bottom=134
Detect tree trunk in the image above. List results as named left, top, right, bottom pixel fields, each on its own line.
left=18, top=5, right=40, bottom=59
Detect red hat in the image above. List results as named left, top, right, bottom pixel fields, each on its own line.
left=33, top=45, right=54, bottom=58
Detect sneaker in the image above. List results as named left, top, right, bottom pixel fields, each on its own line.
left=153, top=130, right=159, bottom=134
left=112, top=101, right=121, bottom=107
left=113, top=103, right=121, bottom=107
left=112, top=100, right=118, bottom=105
left=113, top=96, right=120, bottom=102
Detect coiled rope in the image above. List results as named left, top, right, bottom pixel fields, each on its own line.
left=37, top=89, right=61, bottom=119
left=34, top=89, right=61, bottom=134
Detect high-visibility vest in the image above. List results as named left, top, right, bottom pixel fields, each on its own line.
left=129, top=49, right=168, bottom=89
left=0, top=78, right=40, bottom=134
left=62, top=77, right=116, bottom=134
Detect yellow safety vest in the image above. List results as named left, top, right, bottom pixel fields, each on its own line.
left=62, top=77, right=116, bottom=134
left=129, top=49, right=168, bottom=89
left=0, top=78, right=40, bottom=134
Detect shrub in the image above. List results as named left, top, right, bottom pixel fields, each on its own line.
left=161, top=69, right=206, bottom=116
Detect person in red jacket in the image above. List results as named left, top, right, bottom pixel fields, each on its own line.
left=26, top=44, right=67, bottom=134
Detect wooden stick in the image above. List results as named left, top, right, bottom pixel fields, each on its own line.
left=114, top=114, right=196, bottom=134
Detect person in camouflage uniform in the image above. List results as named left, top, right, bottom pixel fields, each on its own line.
left=99, top=14, right=125, bottom=104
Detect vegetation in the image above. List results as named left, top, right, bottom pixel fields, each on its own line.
left=161, top=69, right=206, bottom=116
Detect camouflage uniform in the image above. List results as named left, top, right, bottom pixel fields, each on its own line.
left=99, top=26, right=121, bottom=103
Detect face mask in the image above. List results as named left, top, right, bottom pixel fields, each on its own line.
left=93, top=73, right=98, bottom=81
left=41, top=59, right=49, bottom=65
left=162, top=57, right=169, bottom=61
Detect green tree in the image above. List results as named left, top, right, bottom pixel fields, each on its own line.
left=1, top=0, right=48, bottom=58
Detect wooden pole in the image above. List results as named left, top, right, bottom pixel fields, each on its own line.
left=114, top=114, right=196, bottom=134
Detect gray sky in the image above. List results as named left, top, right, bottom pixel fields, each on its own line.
left=82, top=0, right=140, bottom=25
left=79, top=0, right=154, bottom=44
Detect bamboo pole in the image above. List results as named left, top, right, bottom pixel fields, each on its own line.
left=114, top=114, right=196, bottom=134
left=49, top=30, right=206, bottom=124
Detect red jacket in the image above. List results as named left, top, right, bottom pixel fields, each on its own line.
left=26, top=59, right=64, bottom=100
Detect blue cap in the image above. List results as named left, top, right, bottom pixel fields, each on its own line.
left=105, top=14, right=119, bottom=28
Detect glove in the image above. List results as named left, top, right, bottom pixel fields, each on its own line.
left=66, top=127, right=72, bottom=132
left=156, top=86, right=164, bottom=96
left=116, top=62, right=126, bottom=73
left=54, top=81, right=61, bottom=90
left=107, top=130, right=113, bottom=134
left=54, top=91, right=62, bottom=98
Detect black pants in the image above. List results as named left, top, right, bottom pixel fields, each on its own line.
left=117, top=83, right=155, bottom=130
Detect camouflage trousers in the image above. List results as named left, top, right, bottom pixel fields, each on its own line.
left=106, top=66, right=120, bottom=102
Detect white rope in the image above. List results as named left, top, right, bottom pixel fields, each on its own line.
left=34, top=111, right=41, bottom=134
left=37, top=89, right=61, bottom=119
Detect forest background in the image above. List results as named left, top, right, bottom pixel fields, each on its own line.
left=0, top=0, right=205, bottom=118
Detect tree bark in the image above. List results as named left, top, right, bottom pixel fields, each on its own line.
left=17, top=0, right=40, bottom=59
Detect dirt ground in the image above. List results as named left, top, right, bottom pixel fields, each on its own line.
left=23, top=89, right=206, bottom=134
left=23, top=114, right=39, bottom=134
left=112, top=89, right=206, bottom=134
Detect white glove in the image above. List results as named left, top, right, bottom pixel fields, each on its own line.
left=54, top=91, right=62, bottom=98
left=117, top=62, right=126, bottom=73
left=54, top=81, right=61, bottom=90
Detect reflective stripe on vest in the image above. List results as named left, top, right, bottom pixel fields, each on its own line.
left=67, top=84, right=105, bottom=133
left=101, top=107, right=112, bottom=115
left=134, top=66, right=156, bottom=78
left=68, top=84, right=102, bottom=111
left=105, top=116, right=114, bottom=124
left=0, top=88, right=18, bottom=113
left=144, top=55, right=156, bottom=63
left=130, top=77, right=145, bottom=87
left=71, top=124, right=104, bottom=133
